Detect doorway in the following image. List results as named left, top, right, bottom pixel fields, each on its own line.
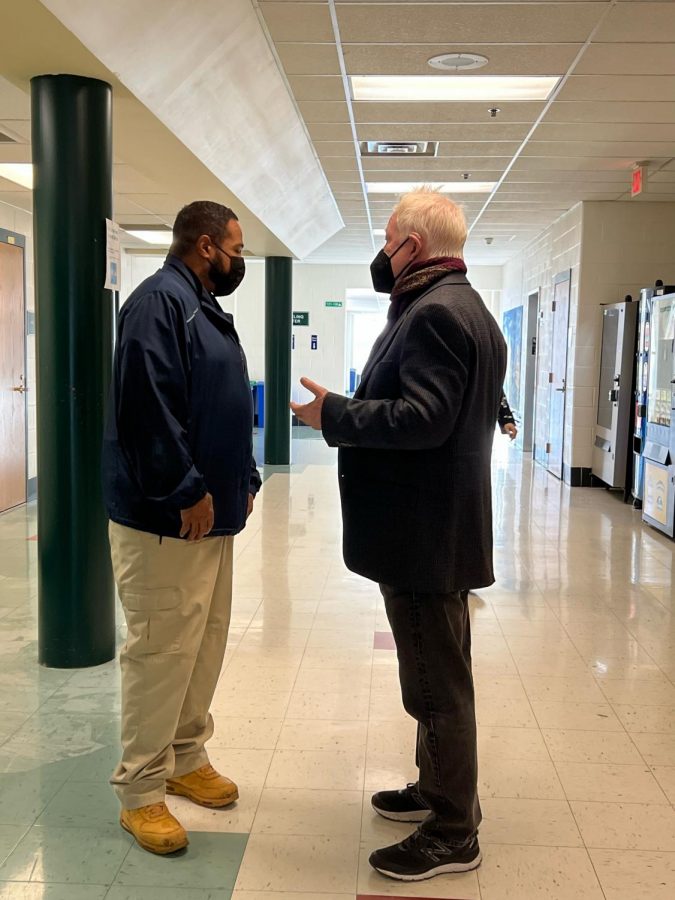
left=0, top=230, right=27, bottom=512
left=345, top=289, right=388, bottom=393
left=521, top=289, right=539, bottom=453
left=548, top=270, right=572, bottom=479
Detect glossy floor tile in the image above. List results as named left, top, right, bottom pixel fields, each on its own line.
left=0, top=437, right=674, bottom=897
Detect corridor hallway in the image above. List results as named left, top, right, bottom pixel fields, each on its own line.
left=0, top=438, right=673, bottom=899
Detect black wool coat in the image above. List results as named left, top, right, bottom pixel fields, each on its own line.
left=322, top=272, right=507, bottom=593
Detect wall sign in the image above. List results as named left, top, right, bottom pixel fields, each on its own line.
left=325, top=301, right=343, bottom=308
left=104, top=219, right=121, bottom=291
left=293, top=312, right=309, bottom=326
left=311, top=335, right=318, bottom=350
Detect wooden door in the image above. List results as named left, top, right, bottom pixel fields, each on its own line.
left=0, top=238, right=26, bottom=512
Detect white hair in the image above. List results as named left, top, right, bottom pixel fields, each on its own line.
left=394, top=186, right=467, bottom=259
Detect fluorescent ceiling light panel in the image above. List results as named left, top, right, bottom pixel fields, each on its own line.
left=372, top=228, right=386, bottom=236
left=0, top=163, right=33, bottom=189
left=367, top=182, right=495, bottom=195
left=125, top=229, right=173, bottom=245
left=351, top=75, right=559, bottom=102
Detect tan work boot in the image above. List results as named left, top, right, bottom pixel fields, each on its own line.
left=120, top=802, right=189, bottom=855
left=167, top=763, right=239, bottom=809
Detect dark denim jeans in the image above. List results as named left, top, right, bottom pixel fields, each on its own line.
left=380, top=584, right=482, bottom=845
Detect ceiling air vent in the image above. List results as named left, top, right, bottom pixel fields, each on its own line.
left=360, top=141, right=438, bottom=158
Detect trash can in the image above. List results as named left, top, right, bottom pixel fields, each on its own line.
left=256, top=382, right=265, bottom=428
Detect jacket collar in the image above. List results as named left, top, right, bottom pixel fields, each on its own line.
left=357, top=272, right=470, bottom=391
left=164, top=254, right=236, bottom=331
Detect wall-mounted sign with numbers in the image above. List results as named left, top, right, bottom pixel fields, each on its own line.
left=325, top=301, right=343, bottom=308
left=293, top=312, right=309, bottom=326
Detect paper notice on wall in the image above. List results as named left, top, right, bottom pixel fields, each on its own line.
left=105, top=219, right=121, bottom=291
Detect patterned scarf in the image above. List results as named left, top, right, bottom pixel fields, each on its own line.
left=388, top=257, right=467, bottom=322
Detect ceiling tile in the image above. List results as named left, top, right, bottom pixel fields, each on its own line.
left=536, top=122, right=675, bottom=142
left=352, top=101, right=546, bottom=124
left=287, top=75, right=345, bottom=100
left=259, top=1, right=334, bottom=42
left=545, top=101, right=675, bottom=124
left=336, top=2, right=606, bottom=44
left=595, top=1, right=675, bottom=43
left=558, top=75, right=675, bottom=102
left=276, top=42, right=341, bottom=75
left=575, top=43, right=675, bottom=76
left=356, top=123, right=531, bottom=142
left=523, top=140, right=675, bottom=158
left=307, top=122, right=356, bottom=141
left=315, top=141, right=357, bottom=157
left=343, top=42, right=581, bottom=77
left=298, top=100, right=350, bottom=122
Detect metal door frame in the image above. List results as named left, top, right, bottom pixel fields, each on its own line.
left=522, top=289, right=540, bottom=453
left=548, top=269, right=572, bottom=480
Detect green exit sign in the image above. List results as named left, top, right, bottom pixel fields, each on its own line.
left=325, top=301, right=343, bottom=308
left=293, top=312, right=309, bottom=326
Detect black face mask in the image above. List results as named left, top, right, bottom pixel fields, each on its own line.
left=209, top=243, right=246, bottom=296
left=370, top=237, right=411, bottom=294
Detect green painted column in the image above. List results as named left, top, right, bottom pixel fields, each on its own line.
left=32, top=75, right=115, bottom=668
left=264, top=256, right=293, bottom=465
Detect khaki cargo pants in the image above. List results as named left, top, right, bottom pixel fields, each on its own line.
left=108, top=521, right=234, bottom=809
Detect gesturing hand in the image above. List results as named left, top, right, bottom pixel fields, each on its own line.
left=180, top=492, right=214, bottom=542
left=503, top=423, right=518, bottom=442
left=290, top=377, right=328, bottom=431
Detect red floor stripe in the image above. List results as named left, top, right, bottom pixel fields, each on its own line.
left=373, top=630, right=396, bottom=650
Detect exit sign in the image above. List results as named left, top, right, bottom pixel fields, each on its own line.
left=325, top=301, right=343, bottom=308
left=293, top=311, right=309, bottom=326
left=632, top=165, right=648, bottom=198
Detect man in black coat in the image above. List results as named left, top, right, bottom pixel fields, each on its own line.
left=103, top=201, right=261, bottom=855
left=292, top=188, right=506, bottom=882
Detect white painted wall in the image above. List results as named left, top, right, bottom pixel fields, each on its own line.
left=121, top=254, right=503, bottom=405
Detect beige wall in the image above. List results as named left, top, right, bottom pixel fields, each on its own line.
left=503, top=200, right=675, bottom=475
left=502, top=204, right=583, bottom=472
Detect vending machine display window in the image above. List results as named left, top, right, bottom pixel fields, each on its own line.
left=647, top=298, right=675, bottom=427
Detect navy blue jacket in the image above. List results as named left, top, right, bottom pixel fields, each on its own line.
left=102, top=255, right=261, bottom=538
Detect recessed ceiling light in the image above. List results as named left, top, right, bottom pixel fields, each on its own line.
left=351, top=75, right=559, bottom=102
left=367, top=181, right=495, bottom=195
left=124, top=229, right=173, bottom=245
left=0, top=163, right=33, bottom=189
left=428, top=53, right=489, bottom=72
left=372, top=228, right=386, bottom=236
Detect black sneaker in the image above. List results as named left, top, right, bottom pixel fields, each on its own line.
left=371, top=783, right=430, bottom=822
left=369, top=831, right=482, bottom=882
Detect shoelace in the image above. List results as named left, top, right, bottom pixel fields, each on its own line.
left=145, top=803, right=167, bottom=819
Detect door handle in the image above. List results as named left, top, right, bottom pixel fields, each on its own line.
left=12, top=385, right=26, bottom=393
left=555, top=387, right=566, bottom=392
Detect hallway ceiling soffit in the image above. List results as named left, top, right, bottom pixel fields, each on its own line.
left=38, top=0, right=344, bottom=259
left=0, top=2, right=292, bottom=256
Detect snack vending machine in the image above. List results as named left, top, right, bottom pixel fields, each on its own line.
left=642, top=291, right=675, bottom=537
left=633, top=282, right=675, bottom=506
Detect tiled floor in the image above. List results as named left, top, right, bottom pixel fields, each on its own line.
left=0, top=435, right=674, bottom=898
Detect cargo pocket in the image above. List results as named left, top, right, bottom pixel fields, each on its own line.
left=120, top=587, right=183, bottom=655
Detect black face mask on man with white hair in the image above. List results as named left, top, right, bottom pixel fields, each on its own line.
left=369, top=237, right=415, bottom=295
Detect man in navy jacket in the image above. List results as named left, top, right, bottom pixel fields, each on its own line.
left=103, top=201, right=261, bottom=855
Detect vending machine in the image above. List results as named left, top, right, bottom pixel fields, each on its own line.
left=633, top=282, right=675, bottom=506
left=642, top=291, right=675, bottom=538
left=593, top=299, right=638, bottom=489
